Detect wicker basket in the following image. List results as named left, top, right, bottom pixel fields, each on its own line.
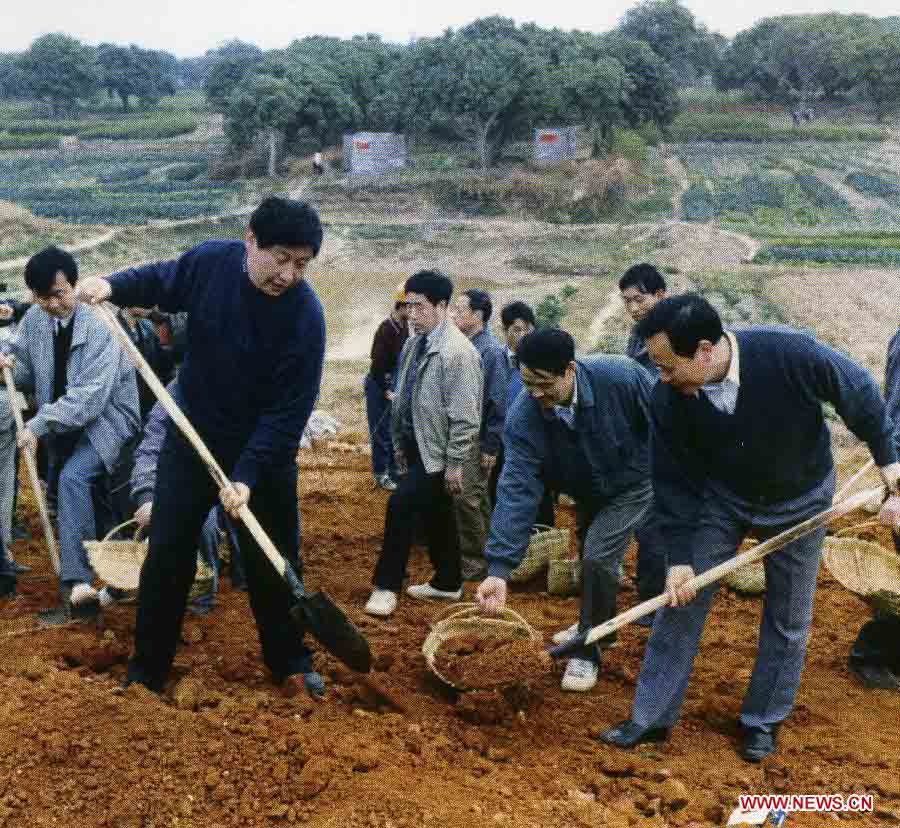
left=547, top=557, right=581, bottom=596
left=822, top=534, right=900, bottom=618
left=422, top=602, right=542, bottom=691
left=723, top=559, right=767, bottom=595
left=508, top=525, right=570, bottom=584
left=85, top=518, right=216, bottom=599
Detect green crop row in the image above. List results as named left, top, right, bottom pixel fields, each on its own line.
left=753, top=245, right=900, bottom=266
left=668, top=112, right=886, bottom=144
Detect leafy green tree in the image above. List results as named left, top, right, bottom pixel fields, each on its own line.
left=556, top=56, right=628, bottom=157
left=19, top=33, right=99, bottom=116
left=204, top=40, right=264, bottom=111
left=618, top=0, right=721, bottom=83
left=858, top=34, right=900, bottom=121
left=96, top=45, right=176, bottom=111
left=0, top=53, right=28, bottom=98
left=225, top=73, right=298, bottom=175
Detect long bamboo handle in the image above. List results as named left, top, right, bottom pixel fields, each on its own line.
left=833, top=458, right=875, bottom=504
left=91, top=303, right=290, bottom=580
left=577, top=484, right=885, bottom=650
left=2, top=365, right=60, bottom=574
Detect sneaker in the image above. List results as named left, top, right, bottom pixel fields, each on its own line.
left=406, top=582, right=463, bottom=601
left=552, top=622, right=579, bottom=645
left=364, top=589, right=398, bottom=617
left=561, top=658, right=599, bottom=692
left=70, top=583, right=99, bottom=606
left=377, top=474, right=397, bottom=492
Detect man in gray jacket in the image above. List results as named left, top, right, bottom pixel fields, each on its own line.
left=477, top=328, right=654, bottom=692
left=0, top=246, right=140, bottom=623
left=366, top=270, right=482, bottom=617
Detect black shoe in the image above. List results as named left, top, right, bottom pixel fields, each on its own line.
left=12, top=561, right=31, bottom=574
left=848, top=661, right=900, bottom=690
left=37, top=599, right=100, bottom=627
left=740, top=724, right=780, bottom=763
left=599, top=719, right=670, bottom=749
left=0, top=576, right=15, bottom=599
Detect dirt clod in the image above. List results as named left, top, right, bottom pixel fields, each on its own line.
left=433, top=634, right=548, bottom=689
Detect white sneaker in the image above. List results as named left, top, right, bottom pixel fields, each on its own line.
left=69, top=583, right=99, bottom=606
left=405, top=582, right=463, bottom=601
left=561, top=658, right=599, bottom=692
left=552, top=622, right=579, bottom=645
left=364, top=589, right=397, bottom=617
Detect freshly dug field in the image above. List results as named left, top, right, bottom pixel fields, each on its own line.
left=1, top=442, right=899, bottom=827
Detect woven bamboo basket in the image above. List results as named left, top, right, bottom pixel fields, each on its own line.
left=85, top=518, right=216, bottom=599
left=508, top=525, right=570, bottom=584
left=422, top=602, right=542, bottom=691
left=547, top=557, right=581, bottom=596
left=723, top=559, right=767, bottom=595
left=822, top=526, right=900, bottom=618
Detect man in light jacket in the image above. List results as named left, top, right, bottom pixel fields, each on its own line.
left=0, top=246, right=140, bottom=623
left=365, top=270, right=482, bottom=617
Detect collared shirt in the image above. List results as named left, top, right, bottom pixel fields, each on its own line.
left=701, top=331, right=740, bottom=415
left=553, top=375, right=578, bottom=429
left=54, top=315, right=73, bottom=336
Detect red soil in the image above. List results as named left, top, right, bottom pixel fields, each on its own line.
left=0, top=445, right=897, bottom=827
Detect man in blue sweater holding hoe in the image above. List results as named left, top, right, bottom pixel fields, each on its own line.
left=600, top=293, right=900, bottom=762
left=76, top=196, right=327, bottom=699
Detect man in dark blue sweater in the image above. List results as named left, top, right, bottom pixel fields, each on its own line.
left=75, top=197, right=327, bottom=699
left=601, top=294, right=900, bottom=762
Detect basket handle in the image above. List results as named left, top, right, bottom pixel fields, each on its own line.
left=101, top=518, right=140, bottom=544
left=834, top=521, right=881, bottom=539
left=429, top=601, right=538, bottom=635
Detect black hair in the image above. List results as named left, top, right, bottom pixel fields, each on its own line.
left=404, top=269, right=453, bottom=307
left=249, top=196, right=323, bottom=255
left=619, top=263, right=667, bottom=295
left=516, top=328, right=575, bottom=376
left=635, top=292, right=724, bottom=357
left=24, top=246, right=78, bottom=294
left=500, top=301, right=536, bottom=329
left=462, top=288, right=493, bottom=324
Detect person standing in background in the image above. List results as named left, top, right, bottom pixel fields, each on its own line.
left=365, top=285, right=410, bottom=491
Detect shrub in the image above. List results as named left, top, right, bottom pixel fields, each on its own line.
left=0, top=132, right=59, bottom=150
left=608, top=129, right=648, bottom=165
left=667, top=112, right=886, bottom=143
left=165, top=162, right=207, bottom=182
left=845, top=172, right=900, bottom=200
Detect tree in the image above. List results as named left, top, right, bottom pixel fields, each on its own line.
left=204, top=40, right=263, bottom=111
left=858, top=34, right=900, bottom=121
left=618, top=0, right=720, bottom=84
left=19, top=33, right=99, bottom=116
left=225, top=73, right=298, bottom=175
left=556, top=57, right=628, bottom=157
left=0, top=53, right=28, bottom=99
left=96, top=44, right=176, bottom=111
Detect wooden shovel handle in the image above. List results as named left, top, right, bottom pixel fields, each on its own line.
left=577, top=484, right=886, bottom=650
left=2, top=364, right=60, bottom=574
left=90, top=303, right=289, bottom=580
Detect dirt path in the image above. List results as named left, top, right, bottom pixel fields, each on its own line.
left=663, top=152, right=690, bottom=220
left=813, top=168, right=897, bottom=218
left=0, top=228, right=120, bottom=273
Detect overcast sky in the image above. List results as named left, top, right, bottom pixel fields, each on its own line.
left=4, top=0, right=899, bottom=57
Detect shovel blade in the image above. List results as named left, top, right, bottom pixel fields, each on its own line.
left=290, top=591, right=372, bottom=674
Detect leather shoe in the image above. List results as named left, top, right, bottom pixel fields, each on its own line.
left=848, top=661, right=900, bottom=690
left=0, top=575, right=15, bottom=600
left=599, top=719, right=670, bottom=749
left=740, top=724, right=780, bottom=763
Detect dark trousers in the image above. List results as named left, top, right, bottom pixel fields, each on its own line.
left=372, top=444, right=460, bottom=593
left=127, top=428, right=312, bottom=692
left=635, top=509, right=667, bottom=602
left=364, top=374, right=395, bottom=479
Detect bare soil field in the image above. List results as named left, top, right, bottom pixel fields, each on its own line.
left=1, top=446, right=898, bottom=828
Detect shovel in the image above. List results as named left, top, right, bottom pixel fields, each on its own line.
left=548, top=484, right=885, bottom=659
left=2, top=364, right=60, bottom=575
left=92, top=303, right=372, bottom=675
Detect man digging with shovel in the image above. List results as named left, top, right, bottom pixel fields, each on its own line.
left=599, top=293, right=900, bottom=762
left=76, top=197, right=328, bottom=699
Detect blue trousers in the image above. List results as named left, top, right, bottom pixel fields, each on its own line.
left=631, top=475, right=834, bottom=732
left=364, top=374, right=395, bottom=479
left=57, top=435, right=107, bottom=586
